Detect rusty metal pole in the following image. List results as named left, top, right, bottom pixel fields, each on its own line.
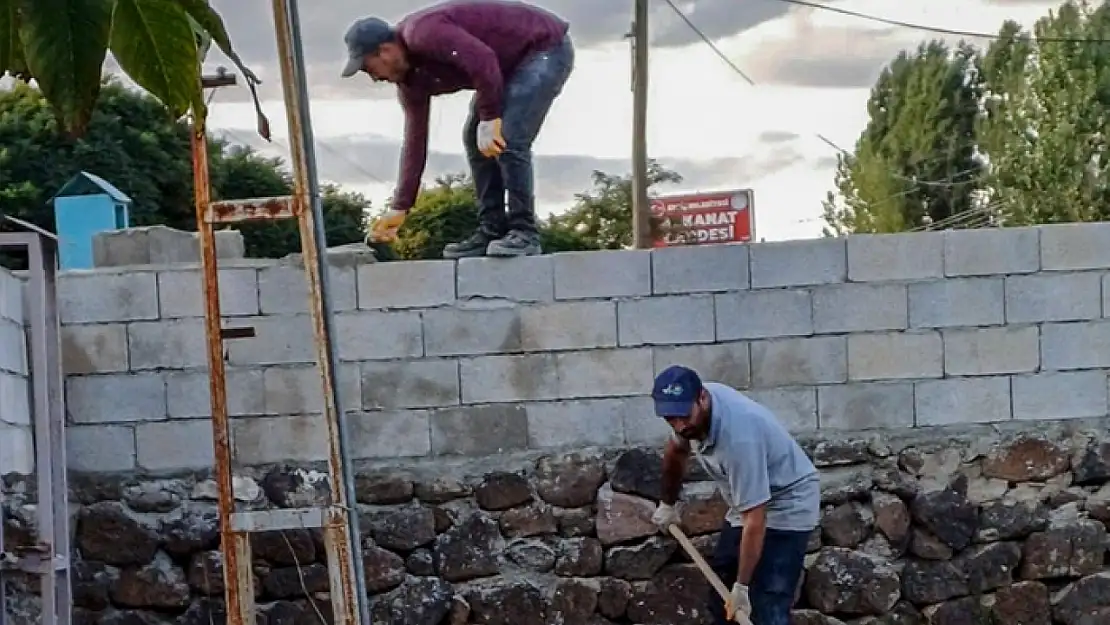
left=189, top=101, right=250, bottom=625
left=269, top=0, right=370, bottom=621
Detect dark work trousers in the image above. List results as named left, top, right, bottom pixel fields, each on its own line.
left=708, top=521, right=811, bottom=625
left=462, top=32, right=575, bottom=238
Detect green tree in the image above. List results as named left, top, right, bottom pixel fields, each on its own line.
left=976, top=1, right=1110, bottom=224
left=821, top=40, right=984, bottom=235
left=0, top=79, right=367, bottom=260
left=1, top=0, right=263, bottom=138
left=544, top=159, right=682, bottom=248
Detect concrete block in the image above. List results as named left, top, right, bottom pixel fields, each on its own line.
left=944, top=227, right=1040, bottom=276
left=715, top=290, right=812, bottom=340
left=66, top=373, right=166, bottom=424
left=166, top=368, right=266, bottom=418
left=128, top=319, right=208, bottom=370
left=136, top=420, right=214, bottom=470
left=225, top=315, right=320, bottom=366
left=1040, top=222, right=1110, bottom=270
left=846, top=232, right=944, bottom=282
left=556, top=348, right=652, bottom=399
left=358, top=260, right=455, bottom=309
left=232, top=415, right=328, bottom=464
left=0, top=371, right=30, bottom=426
left=360, top=359, right=460, bottom=410
left=943, top=326, right=1039, bottom=376
left=818, top=382, right=914, bottom=430
left=61, top=323, right=129, bottom=374
left=457, top=256, right=554, bottom=302
left=423, top=307, right=522, bottom=356
left=914, top=377, right=1011, bottom=426
left=651, top=243, right=750, bottom=295
left=1041, top=321, right=1110, bottom=370
left=58, top=270, right=159, bottom=323
left=744, top=387, right=818, bottom=432
left=92, top=225, right=244, bottom=267
left=526, top=398, right=630, bottom=449
left=554, top=250, right=651, bottom=300
left=1012, top=371, right=1108, bottom=421
left=0, top=319, right=26, bottom=375
left=0, top=270, right=23, bottom=324
left=157, top=267, right=259, bottom=318
left=812, top=283, right=908, bottom=334
left=348, top=410, right=432, bottom=459
left=653, top=342, right=751, bottom=390
left=459, top=353, right=559, bottom=403
left=617, top=295, right=715, bottom=346
left=262, top=364, right=361, bottom=415
left=0, top=423, right=32, bottom=474
left=908, top=278, right=1005, bottom=328
left=430, top=404, right=529, bottom=456
left=257, top=262, right=357, bottom=314
left=847, top=331, right=942, bottom=381
left=520, top=301, right=617, bottom=351
left=334, top=311, right=424, bottom=361
left=750, top=336, right=847, bottom=387
left=66, top=425, right=136, bottom=472
left=616, top=395, right=671, bottom=445
left=1005, top=272, right=1102, bottom=323
left=749, top=238, right=846, bottom=289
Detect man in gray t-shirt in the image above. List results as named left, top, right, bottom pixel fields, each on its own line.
left=650, top=365, right=819, bottom=625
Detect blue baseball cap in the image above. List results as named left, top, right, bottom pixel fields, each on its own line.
left=341, top=17, right=395, bottom=78
left=652, top=365, right=703, bottom=418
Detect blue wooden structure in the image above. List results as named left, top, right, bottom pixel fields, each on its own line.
left=50, top=172, right=131, bottom=270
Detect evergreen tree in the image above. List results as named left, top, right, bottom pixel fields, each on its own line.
left=822, top=40, right=984, bottom=235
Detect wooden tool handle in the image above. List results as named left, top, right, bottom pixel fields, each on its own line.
left=667, top=524, right=754, bottom=625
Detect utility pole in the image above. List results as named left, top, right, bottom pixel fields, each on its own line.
left=630, top=0, right=652, bottom=249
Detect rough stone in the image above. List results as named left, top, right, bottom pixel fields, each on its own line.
left=982, top=436, right=1071, bottom=482
left=604, top=536, right=677, bottom=580
left=434, top=513, right=502, bottom=582
left=556, top=507, right=595, bottom=537
left=415, top=476, right=472, bottom=503
left=1072, top=440, right=1110, bottom=486
left=505, top=538, right=557, bottom=572
left=259, top=466, right=328, bottom=508
left=804, top=548, right=901, bottom=616
left=370, top=576, right=454, bottom=625
left=596, top=577, right=632, bottom=620
left=110, top=552, right=192, bottom=609
left=475, top=472, right=533, bottom=511
left=978, top=499, right=1050, bottom=542
left=872, top=492, right=911, bottom=550
left=160, top=505, right=218, bottom=558
left=1021, top=520, right=1108, bottom=579
left=900, top=559, right=967, bottom=604
left=821, top=466, right=875, bottom=505
left=956, top=542, right=1022, bottom=594
left=609, top=448, right=665, bottom=500
left=498, top=503, right=558, bottom=538
left=922, top=596, right=992, bottom=625
left=405, top=549, right=436, bottom=577
left=534, top=452, right=607, bottom=508
left=76, top=502, right=160, bottom=566
left=250, top=529, right=316, bottom=566
left=355, top=471, right=414, bottom=504
left=464, top=580, right=548, bottom=625
left=909, top=487, right=978, bottom=551
left=367, top=506, right=437, bottom=551
left=626, top=564, right=712, bottom=625
left=555, top=537, right=604, bottom=577
left=72, top=560, right=118, bottom=610
left=595, top=484, right=658, bottom=546
left=363, top=545, right=406, bottom=593
left=909, top=529, right=954, bottom=560
left=263, top=563, right=329, bottom=598
left=550, top=578, right=600, bottom=624
left=822, top=501, right=874, bottom=548
left=121, top=480, right=187, bottom=513
left=989, top=581, right=1051, bottom=625
left=679, top=482, right=729, bottom=535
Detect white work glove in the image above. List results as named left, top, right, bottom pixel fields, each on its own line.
left=651, top=503, right=680, bottom=532
left=725, top=582, right=751, bottom=621
left=476, top=118, right=506, bottom=158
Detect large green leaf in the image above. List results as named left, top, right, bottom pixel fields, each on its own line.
left=173, top=0, right=269, bottom=139
left=18, top=0, right=113, bottom=136
left=109, top=0, right=201, bottom=121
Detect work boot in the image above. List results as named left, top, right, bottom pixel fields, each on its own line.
left=442, top=229, right=499, bottom=259
left=487, top=230, right=543, bottom=257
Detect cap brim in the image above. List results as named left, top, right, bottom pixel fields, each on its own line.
left=654, top=399, right=694, bottom=418
left=340, top=55, right=362, bottom=78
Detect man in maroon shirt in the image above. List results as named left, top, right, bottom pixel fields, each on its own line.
left=341, top=1, right=574, bottom=258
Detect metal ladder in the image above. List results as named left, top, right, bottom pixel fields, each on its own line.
left=0, top=226, right=72, bottom=625
left=189, top=1, right=370, bottom=623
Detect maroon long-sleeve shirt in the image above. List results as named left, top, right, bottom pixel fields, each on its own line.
left=389, top=1, right=569, bottom=211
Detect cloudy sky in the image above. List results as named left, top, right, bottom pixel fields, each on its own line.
left=197, top=0, right=1063, bottom=241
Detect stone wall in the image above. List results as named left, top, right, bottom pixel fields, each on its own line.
left=0, top=266, right=31, bottom=474
left=52, top=222, right=1110, bottom=474
left=5, top=422, right=1110, bottom=624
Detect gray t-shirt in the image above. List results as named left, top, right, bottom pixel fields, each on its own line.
left=675, top=382, right=820, bottom=531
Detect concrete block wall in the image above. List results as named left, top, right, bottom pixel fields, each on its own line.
left=54, top=223, right=1110, bottom=473
left=0, top=267, right=31, bottom=474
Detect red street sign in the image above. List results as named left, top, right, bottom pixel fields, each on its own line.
left=650, top=188, right=755, bottom=247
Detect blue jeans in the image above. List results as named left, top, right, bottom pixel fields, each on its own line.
left=709, top=522, right=810, bottom=625
left=463, top=33, right=575, bottom=237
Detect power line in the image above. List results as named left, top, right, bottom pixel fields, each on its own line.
left=769, top=0, right=1110, bottom=43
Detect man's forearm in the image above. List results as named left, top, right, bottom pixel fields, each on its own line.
left=737, top=520, right=765, bottom=585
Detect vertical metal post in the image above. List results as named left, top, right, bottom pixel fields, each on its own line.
left=631, top=0, right=652, bottom=249
left=269, top=0, right=369, bottom=622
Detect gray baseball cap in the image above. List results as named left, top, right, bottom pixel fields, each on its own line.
left=341, top=17, right=395, bottom=78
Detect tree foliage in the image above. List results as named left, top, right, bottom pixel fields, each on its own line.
left=821, top=40, right=983, bottom=236
left=0, top=79, right=366, bottom=260
left=1, top=0, right=264, bottom=137
left=825, top=0, right=1110, bottom=235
